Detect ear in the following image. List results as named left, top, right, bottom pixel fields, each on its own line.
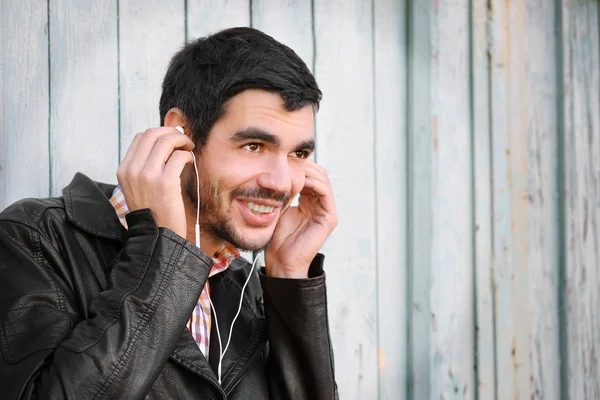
left=164, top=108, right=191, bottom=138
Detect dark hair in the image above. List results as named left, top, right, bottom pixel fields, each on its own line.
left=159, top=27, right=322, bottom=148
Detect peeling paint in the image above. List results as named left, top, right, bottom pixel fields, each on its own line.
left=378, top=348, right=386, bottom=371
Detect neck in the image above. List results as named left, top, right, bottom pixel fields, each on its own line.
left=185, top=224, right=222, bottom=258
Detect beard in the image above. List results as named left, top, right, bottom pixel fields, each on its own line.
left=184, top=166, right=291, bottom=252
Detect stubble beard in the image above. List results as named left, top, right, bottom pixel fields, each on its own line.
left=184, top=168, right=291, bottom=252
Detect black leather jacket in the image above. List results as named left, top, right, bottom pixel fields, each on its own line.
left=0, top=173, right=338, bottom=399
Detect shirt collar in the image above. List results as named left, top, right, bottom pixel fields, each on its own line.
left=108, top=184, right=239, bottom=272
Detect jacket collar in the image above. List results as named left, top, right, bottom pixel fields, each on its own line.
left=62, top=172, right=125, bottom=241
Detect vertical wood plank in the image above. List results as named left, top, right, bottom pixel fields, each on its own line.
left=314, top=0, right=378, bottom=397
left=251, top=0, right=313, bottom=71
left=430, top=0, right=475, bottom=398
left=1, top=0, right=49, bottom=208
left=407, top=0, right=432, bottom=398
left=250, top=1, right=313, bottom=265
left=524, top=0, right=562, bottom=398
left=471, top=1, right=496, bottom=398
left=49, top=0, right=119, bottom=194
left=489, top=0, right=533, bottom=398
left=118, top=1, right=185, bottom=159
left=187, top=0, right=247, bottom=263
left=187, top=0, right=250, bottom=40
left=562, top=0, right=600, bottom=398
left=373, top=0, right=408, bottom=398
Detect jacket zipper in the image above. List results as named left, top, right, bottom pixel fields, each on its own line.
left=170, top=357, right=228, bottom=399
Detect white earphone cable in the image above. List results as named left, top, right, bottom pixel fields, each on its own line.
left=192, top=155, right=200, bottom=248
left=179, top=125, right=260, bottom=386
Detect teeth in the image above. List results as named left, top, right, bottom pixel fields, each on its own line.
left=247, top=202, right=274, bottom=214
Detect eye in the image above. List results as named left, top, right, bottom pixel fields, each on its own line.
left=243, top=143, right=263, bottom=153
left=289, top=150, right=311, bottom=159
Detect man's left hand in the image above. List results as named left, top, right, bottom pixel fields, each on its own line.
left=264, top=160, right=338, bottom=279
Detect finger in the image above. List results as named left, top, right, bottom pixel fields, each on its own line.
left=305, top=159, right=328, bottom=175
left=119, top=131, right=144, bottom=170
left=302, top=177, right=336, bottom=215
left=131, top=127, right=193, bottom=168
left=117, top=132, right=146, bottom=193
left=144, top=132, right=195, bottom=170
left=163, top=150, right=195, bottom=178
left=304, top=161, right=330, bottom=185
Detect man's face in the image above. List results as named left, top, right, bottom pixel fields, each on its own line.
left=186, top=89, right=315, bottom=251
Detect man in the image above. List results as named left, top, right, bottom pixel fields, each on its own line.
left=0, top=27, right=338, bottom=399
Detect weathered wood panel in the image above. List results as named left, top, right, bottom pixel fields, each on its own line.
left=185, top=0, right=253, bottom=261
left=251, top=0, right=313, bottom=72
left=187, top=0, right=250, bottom=259
left=431, top=1, right=475, bottom=398
left=187, top=0, right=250, bottom=40
left=1, top=1, right=599, bottom=399
left=471, top=1, right=495, bottom=398
left=118, top=0, right=185, bottom=159
left=524, top=0, right=562, bottom=398
left=0, top=0, right=49, bottom=209
left=49, top=0, right=119, bottom=194
left=250, top=2, right=313, bottom=265
left=489, top=0, right=533, bottom=398
left=562, top=0, right=600, bottom=398
left=407, top=0, right=433, bottom=398
left=373, top=0, right=408, bottom=398
left=313, top=0, right=378, bottom=397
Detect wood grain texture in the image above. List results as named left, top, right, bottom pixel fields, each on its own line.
left=471, top=1, right=495, bottom=398
left=524, top=0, right=562, bottom=398
left=251, top=0, right=313, bottom=71
left=313, top=0, right=378, bottom=397
left=187, top=0, right=248, bottom=260
left=49, top=0, right=119, bottom=194
left=562, top=0, right=600, bottom=398
left=2, top=1, right=599, bottom=397
left=407, top=1, right=432, bottom=399
left=431, top=1, right=475, bottom=398
left=187, top=0, right=250, bottom=40
left=489, top=0, right=533, bottom=398
left=118, top=0, right=185, bottom=160
left=0, top=0, right=49, bottom=208
left=249, top=1, right=313, bottom=262
left=250, top=0, right=314, bottom=223
left=373, top=0, right=408, bottom=398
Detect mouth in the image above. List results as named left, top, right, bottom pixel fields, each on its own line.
left=246, top=201, right=276, bottom=214
left=236, top=199, right=281, bottom=226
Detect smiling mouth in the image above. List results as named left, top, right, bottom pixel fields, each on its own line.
left=245, top=201, right=276, bottom=214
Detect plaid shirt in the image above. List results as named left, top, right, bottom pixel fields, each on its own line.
left=109, top=185, right=239, bottom=359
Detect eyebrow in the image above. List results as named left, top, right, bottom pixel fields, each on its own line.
left=230, top=127, right=316, bottom=152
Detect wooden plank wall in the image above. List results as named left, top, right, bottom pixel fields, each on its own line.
left=1, top=0, right=599, bottom=399
left=562, top=0, right=600, bottom=399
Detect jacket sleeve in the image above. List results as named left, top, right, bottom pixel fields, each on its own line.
left=259, top=254, right=339, bottom=400
left=0, top=209, right=211, bottom=400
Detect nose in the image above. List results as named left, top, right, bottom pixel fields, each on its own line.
left=256, top=155, right=292, bottom=195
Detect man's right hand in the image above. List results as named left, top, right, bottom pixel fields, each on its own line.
left=117, top=126, right=195, bottom=238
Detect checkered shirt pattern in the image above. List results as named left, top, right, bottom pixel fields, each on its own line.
left=109, top=185, right=239, bottom=359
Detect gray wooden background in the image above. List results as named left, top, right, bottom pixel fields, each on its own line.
left=1, top=0, right=599, bottom=399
